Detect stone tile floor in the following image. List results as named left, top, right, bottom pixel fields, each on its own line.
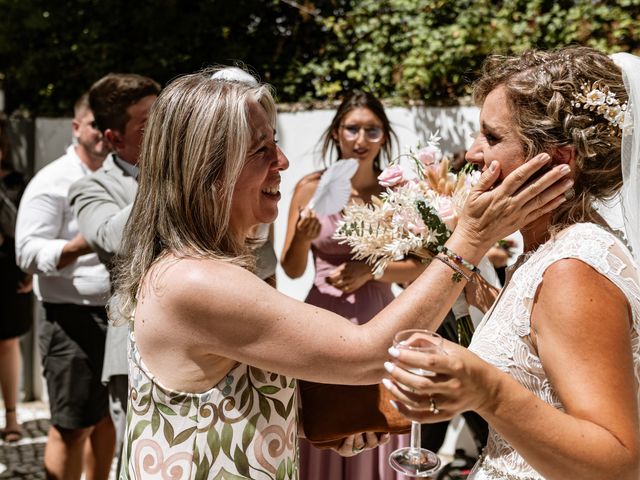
left=0, top=403, right=116, bottom=479
left=0, top=403, right=49, bottom=479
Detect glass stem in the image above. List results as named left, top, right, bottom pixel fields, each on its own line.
left=409, top=421, right=422, bottom=455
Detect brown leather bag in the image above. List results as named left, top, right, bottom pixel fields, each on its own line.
left=299, top=380, right=411, bottom=450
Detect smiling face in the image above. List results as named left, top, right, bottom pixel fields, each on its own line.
left=229, top=100, right=289, bottom=238
left=333, top=107, right=385, bottom=166
left=466, top=86, right=526, bottom=180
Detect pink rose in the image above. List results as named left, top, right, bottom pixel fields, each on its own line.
left=408, top=221, right=426, bottom=235
left=378, top=165, right=407, bottom=188
left=416, top=145, right=440, bottom=166
left=436, top=197, right=457, bottom=231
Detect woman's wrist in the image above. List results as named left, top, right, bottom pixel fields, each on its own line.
left=292, top=230, right=314, bottom=247
left=475, top=365, right=510, bottom=420
left=445, top=230, right=492, bottom=267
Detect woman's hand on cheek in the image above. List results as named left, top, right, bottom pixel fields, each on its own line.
left=382, top=340, right=498, bottom=423
left=456, top=153, right=571, bottom=250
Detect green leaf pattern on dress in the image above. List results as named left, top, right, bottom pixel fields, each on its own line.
left=120, top=333, right=298, bottom=479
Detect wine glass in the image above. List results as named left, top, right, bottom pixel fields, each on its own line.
left=388, top=329, right=443, bottom=477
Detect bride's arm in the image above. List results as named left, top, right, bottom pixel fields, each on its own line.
left=386, top=258, right=640, bottom=480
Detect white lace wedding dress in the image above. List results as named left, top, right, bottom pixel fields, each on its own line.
left=467, top=222, right=640, bottom=479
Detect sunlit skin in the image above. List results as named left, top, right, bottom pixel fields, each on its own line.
left=229, top=101, right=289, bottom=241
left=385, top=85, right=639, bottom=480
left=466, top=86, right=557, bottom=251
left=72, top=108, right=108, bottom=171
left=465, top=87, right=525, bottom=180
left=131, top=94, right=572, bottom=465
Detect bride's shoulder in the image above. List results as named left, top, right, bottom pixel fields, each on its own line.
left=557, top=222, right=632, bottom=256
left=554, top=222, right=620, bottom=245
left=543, top=223, right=639, bottom=287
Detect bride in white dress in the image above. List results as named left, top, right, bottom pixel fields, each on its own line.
left=384, top=46, right=640, bottom=480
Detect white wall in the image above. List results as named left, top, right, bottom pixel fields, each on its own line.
left=32, top=106, right=481, bottom=301
left=35, top=117, right=74, bottom=172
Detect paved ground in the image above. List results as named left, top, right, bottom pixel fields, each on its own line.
left=0, top=402, right=49, bottom=479
left=0, top=403, right=116, bottom=479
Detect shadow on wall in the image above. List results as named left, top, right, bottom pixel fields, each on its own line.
left=6, top=118, right=36, bottom=179
left=413, top=106, right=479, bottom=155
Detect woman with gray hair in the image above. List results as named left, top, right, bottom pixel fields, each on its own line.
left=385, top=47, right=640, bottom=480
left=111, top=67, right=571, bottom=479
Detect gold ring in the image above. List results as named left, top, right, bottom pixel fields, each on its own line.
left=429, top=397, right=440, bottom=415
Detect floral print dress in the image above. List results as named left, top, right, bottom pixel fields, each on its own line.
left=120, top=332, right=299, bottom=480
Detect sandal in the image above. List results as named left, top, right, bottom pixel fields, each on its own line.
left=2, top=407, right=22, bottom=442
left=1, top=428, right=23, bottom=443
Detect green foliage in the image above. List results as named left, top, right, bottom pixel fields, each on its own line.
left=301, top=0, right=640, bottom=103
left=0, top=0, right=638, bottom=115
left=0, top=0, right=330, bottom=115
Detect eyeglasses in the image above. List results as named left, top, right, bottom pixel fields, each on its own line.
left=340, top=124, right=384, bottom=142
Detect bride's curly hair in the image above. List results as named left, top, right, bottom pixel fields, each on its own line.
left=473, top=46, right=627, bottom=228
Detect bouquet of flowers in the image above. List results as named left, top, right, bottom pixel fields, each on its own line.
left=333, top=132, right=480, bottom=345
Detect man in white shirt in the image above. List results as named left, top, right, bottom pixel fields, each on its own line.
left=15, top=94, right=114, bottom=480
left=68, top=73, right=160, bottom=474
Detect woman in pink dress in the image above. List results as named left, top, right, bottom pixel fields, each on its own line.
left=281, top=90, right=425, bottom=480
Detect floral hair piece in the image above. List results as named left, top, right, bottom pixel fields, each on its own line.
left=571, top=81, right=628, bottom=135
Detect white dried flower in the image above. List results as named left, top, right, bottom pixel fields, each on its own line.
left=572, top=81, right=628, bottom=133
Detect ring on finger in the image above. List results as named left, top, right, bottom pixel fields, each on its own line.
left=429, top=397, right=440, bottom=415
left=352, top=445, right=363, bottom=454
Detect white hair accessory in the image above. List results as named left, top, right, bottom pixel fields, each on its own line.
left=210, top=67, right=258, bottom=86
left=571, top=81, right=628, bottom=135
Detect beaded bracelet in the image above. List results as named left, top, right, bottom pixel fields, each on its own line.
left=436, top=245, right=480, bottom=275
left=431, top=254, right=472, bottom=283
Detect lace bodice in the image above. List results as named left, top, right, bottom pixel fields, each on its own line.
left=468, top=223, right=640, bottom=479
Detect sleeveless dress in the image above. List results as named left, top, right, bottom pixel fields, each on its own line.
left=121, top=332, right=299, bottom=479
left=468, top=223, right=640, bottom=479
left=299, top=212, right=409, bottom=480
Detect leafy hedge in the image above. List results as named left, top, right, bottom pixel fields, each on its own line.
left=1, top=0, right=638, bottom=116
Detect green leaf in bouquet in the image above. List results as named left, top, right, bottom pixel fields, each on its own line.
left=415, top=200, right=451, bottom=247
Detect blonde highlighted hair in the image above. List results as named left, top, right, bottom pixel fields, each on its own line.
left=110, top=67, right=277, bottom=324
